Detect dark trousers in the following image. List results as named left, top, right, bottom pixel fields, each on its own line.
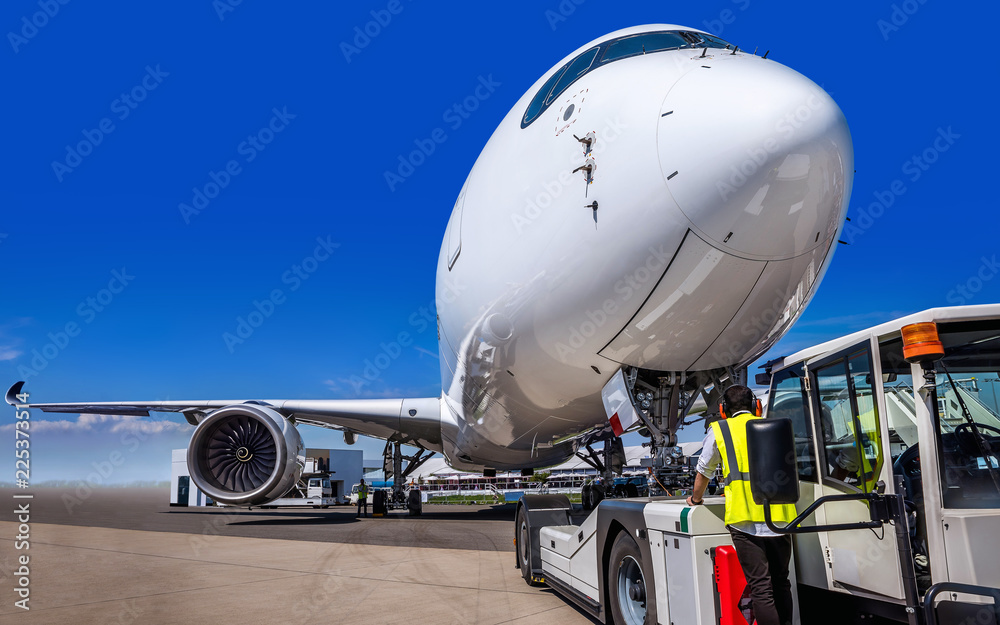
left=357, top=498, right=367, bottom=517
left=729, top=529, right=793, bottom=625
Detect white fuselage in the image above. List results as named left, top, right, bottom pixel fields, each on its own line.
left=433, top=25, right=853, bottom=471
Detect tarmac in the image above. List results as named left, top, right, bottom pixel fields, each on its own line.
left=0, top=489, right=598, bottom=625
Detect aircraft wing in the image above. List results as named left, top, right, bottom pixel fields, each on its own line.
left=5, top=381, right=443, bottom=450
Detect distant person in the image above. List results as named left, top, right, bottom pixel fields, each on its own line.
left=357, top=479, right=369, bottom=518
left=687, top=385, right=797, bottom=625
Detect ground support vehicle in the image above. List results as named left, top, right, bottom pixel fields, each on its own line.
left=517, top=305, right=1000, bottom=624
left=257, top=474, right=337, bottom=508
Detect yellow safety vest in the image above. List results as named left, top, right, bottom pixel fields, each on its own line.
left=711, top=412, right=797, bottom=526
left=359, top=484, right=368, bottom=499
left=851, top=408, right=882, bottom=493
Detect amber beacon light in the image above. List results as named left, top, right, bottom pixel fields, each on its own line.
left=901, top=322, right=945, bottom=363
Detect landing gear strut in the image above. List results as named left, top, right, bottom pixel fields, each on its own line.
left=382, top=441, right=434, bottom=513
left=628, top=366, right=745, bottom=496
left=577, top=437, right=625, bottom=510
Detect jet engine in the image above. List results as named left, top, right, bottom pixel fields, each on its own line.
left=187, top=404, right=305, bottom=506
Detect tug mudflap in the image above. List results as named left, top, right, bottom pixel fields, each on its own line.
left=515, top=494, right=572, bottom=583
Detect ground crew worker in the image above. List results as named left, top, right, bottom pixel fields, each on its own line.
left=357, top=478, right=369, bottom=518
left=686, top=385, right=798, bottom=625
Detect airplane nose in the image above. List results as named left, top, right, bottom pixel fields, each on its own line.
left=658, top=56, right=853, bottom=260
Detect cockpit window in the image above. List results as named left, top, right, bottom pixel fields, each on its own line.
left=522, top=66, right=566, bottom=128
left=600, top=32, right=690, bottom=63
left=545, top=47, right=599, bottom=105
left=520, top=30, right=735, bottom=128
left=684, top=31, right=732, bottom=49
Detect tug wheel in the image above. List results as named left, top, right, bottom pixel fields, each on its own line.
left=608, top=532, right=656, bottom=625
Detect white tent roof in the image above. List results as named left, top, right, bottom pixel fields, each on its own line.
left=406, top=445, right=703, bottom=481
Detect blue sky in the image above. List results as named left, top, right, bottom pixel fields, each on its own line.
left=2, top=1, right=998, bottom=484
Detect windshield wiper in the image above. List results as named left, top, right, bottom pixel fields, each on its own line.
left=940, top=361, right=1000, bottom=494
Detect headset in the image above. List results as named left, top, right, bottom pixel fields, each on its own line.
left=719, top=385, right=762, bottom=419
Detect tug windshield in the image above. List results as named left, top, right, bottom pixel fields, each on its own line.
left=882, top=322, right=1000, bottom=509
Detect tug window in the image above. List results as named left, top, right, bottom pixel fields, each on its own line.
left=769, top=364, right=818, bottom=483
left=813, top=348, right=884, bottom=493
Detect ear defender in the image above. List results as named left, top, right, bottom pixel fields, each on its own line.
left=719, top=402, right=727, bottom=419
left=755, top=398, right=763, bottom=417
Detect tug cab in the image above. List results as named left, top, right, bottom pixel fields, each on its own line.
left=765, top=305, right=1000, bottom=623
left=517, top=305, right=1000, bottom=624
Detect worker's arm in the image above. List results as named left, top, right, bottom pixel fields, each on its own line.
left=686, top=472, right=710, bottom=505
left=686, top=429, right=720, bottom=506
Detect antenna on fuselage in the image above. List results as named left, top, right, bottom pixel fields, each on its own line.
left=731, top=45, right=739, bottom=55
left=762, top=50, right=770, bottom=59
left=700, top=47, right=707, bottom=58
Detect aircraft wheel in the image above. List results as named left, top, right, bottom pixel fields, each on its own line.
left=516, top=506, right=540, bottom=586
left=407, top=489, right=422, bottom=516
left=608, top=532, right=656, bottom=625
left=592, top=482, right=605, bottom=507
left=581, top=484, right=593, bottom=510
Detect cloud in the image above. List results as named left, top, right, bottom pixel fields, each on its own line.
left=0, top=317, right=31, bottom=361
left=0, top=419, right=80, bottom=433
left=0, top=413, right=190, bottom=435
left=322, top=378, right=419, bottom=399
left=109, top=419, right=188, bottom=435
left=796, top=310, right=909, bottom=329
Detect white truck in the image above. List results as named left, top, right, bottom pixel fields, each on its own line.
left=258, top=475, right=338, bottom=508
left=515, top=305, right=1000, bottom=625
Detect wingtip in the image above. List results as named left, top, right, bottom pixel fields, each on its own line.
left=5, top=381, right=26, bottom=406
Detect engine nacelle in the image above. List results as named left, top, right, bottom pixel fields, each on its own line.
left=187, top=404, right=305, bottom=506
